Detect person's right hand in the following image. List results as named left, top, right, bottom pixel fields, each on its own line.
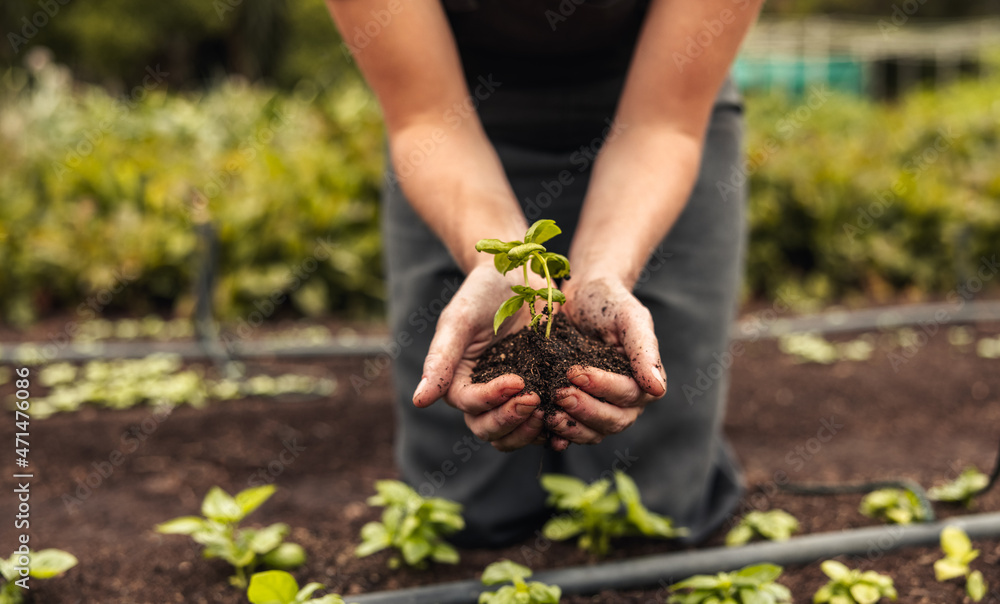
left=412, top=264, right=548, bottom=452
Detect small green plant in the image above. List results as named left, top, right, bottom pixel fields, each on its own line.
left=933, top=526, right=987, bottom=602
left=928, top=467, right=989, bottom=508
left=858, top=488, right=928, bottom=525
left=247, top=570, right=346, bottom=604
left=540, top=471, right=686, bottom=557
left=667, top=563, right=791, bottom=604
left=725, top=509, right=800, bottom=546
left=155, top=485, right=305, bottom=589
left=355, top=480, right=464, bottom=569
left=0, top=549, right=78, bottom=604
left=475, top=219, right=571, bottom=338
left=813, top=560, right=897, bottom=604
left=477, top=560, right=561, bottom=604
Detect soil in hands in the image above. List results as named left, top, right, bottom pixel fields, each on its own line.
left=470, top=312, right=633, bottom=428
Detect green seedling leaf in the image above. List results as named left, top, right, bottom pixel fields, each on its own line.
left=248, top=523, right=290, bottom=555
left=940, top=525, right=974, bottom=559
left=929, top=467, right=990, bottom=507
left=26, top=549, right=78, bottom=579
left=530, top=252, right=571, bottom=279
left=726, top=510, right=799, bottom=546
left=156, top=516, right=207, bottom=535
left=261, top=543, right=307, bottom=570
left=202, top=486, right=244, bottom=523
left=507, top=243, right=546, bottom=265
left=236, top=485, right=277, bottom=517
left=524, top=219, right=561, bottom=245
left=481, top=560, right=533, bottom=585
left=814, top=560, right=895, bottom=604
left=820, top=560, right=851, bottom=582
left=475, top=239, right=517, bottom=254
left=493, top=295, right=524, bottom=334
left=494, top=252, right=515, bottom=275
left=859, top=488, right=926, bottom=525
left=533, top=288, right=566, bottom=305
left=967, top=570, right=986, bottom=602
left=668, top=563, right=790, bottom=604
left=248, top=570, right=299, bottom=603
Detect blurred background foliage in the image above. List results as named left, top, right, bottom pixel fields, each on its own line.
left=0, top=0, right=999, bottom=326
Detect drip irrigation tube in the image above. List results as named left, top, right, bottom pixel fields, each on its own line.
left=347, top=512, right=1000, bottom=604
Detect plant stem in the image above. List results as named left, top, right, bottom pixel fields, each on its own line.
left=523, top=261, right=537, bottom=325
left=531, top=252, right=555, bottom=338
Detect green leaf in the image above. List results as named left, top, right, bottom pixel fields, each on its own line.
left=482, top=560, right=533, bottom=585
left=248, top=570, right=299, bottom=604
left=933, top=558, right=969, bottom=582
left=967, top=570, right=986, bottom=602
left=430, top=542, right=460, bottom=565
left=524, top=220, right=561, bottom=245
left=533, top=288, right=566, bottom=305
left=507, top=243, right=546, bottom=265
left=156, top=516, right=207, bottom=535
left=235, top=484, right=277, bottom=517
left=530, top=252, right=571, bottom=280
left=261, top=543, right=306, bottom=570
left=247, top=523, right=289, bottom=554
left=541, top=516, right=584, bottom=541
left=735, top=563, right=783, bottom=585
left=493, top=296, right=525, bottom=334
left=820, top=560, right=851, bottom=582
left=202, top=486, right=244, bottom=522
left=541, top=474, right=587, bottom=500
left=297, top=582, right=326, bottom=601
left=476, top=239, right=517, bottom=254
left=671, top=575, right=724, bottom=591
left=940, top=525, right=973, bottom=558
left=355, top=522, right=389, bottom=557
left=400, top=537, right=432, bottom=566
left=26, top=549, right=78, bottom=579
left=494, top=252, right=515, bottom=275
left=726, top=524, right=755, bottom=547
left=848, top=582, right=881, bottom=604
left=527, top=581, right=561, bottom=603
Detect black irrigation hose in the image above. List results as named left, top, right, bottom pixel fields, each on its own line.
left=779, top=479, right=936, bottom=521
left=347, top=512, right=1000, bottom=604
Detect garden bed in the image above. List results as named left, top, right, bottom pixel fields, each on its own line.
left=2, top=322, right=999, bottom=603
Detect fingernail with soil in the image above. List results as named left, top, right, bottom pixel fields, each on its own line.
left=515, top=403, right=535, bottom=417
left=501, top=386, right=522, bottom=398
left=413, top=377, right=428, bottom=402
left=557, top=394, right=577, bottom=410
left=569, top=372, right=589, bottom=388
left=651, top=367, right=666, bottom=392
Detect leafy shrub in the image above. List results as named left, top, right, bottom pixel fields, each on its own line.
left=934, top=526, right=987, bottom=602
left=355, top=480, right=464, bottom=569
left=725, top=509, right=800, bottom=546
left=813, top=560, right=896, bottom=604
left=247, top=570, right=346, bottom=604
left=156, top=485, right=305, bottom=588
left=667, top=563, right=791, bottom=604
left=478, top=560, right=560, bottom=604
left=0, top=549, right=77, bottom=604
left=540, top=471, right=686, bottom=557
left=858, top=488, right=928, bottom=525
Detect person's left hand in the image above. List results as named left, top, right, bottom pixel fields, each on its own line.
left=546, top=275, right=667, bottom=451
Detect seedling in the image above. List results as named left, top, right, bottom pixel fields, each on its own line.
left=725, top=509, right=800, bottom=546
left=475, top=219, right=571, bottom=338
left=667, top=563, right=791, bottom=604
left=477, top=560, right=561, bottom=604
left=355, top=480, right=464, bottom=569
left=540, top=471, right=686, bottom=557
left=928, top=467, right=989, bottom=508
left=0, top=549, right=78, bottom=604
left=247, top=570, right=346, bottom=604
left=155, top=485, right=306, bottom=589
left=813, top=560, right=897, bottom=604
left=933, top=526, right=987, bottom=602
left=858, top=488, right=928, bottom=525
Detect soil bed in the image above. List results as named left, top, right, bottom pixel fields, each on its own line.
left=1, top=322, right=999, bottom=603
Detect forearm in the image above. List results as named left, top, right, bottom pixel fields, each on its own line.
left=389, top=121, right=528, bottom=273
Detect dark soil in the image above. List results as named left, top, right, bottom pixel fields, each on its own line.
left=1, top=320, right=1000, bottom=603
left=471, top=313, right=633, bottom=426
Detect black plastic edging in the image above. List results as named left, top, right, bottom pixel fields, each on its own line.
left=347, top=512, right=1000, bottom=604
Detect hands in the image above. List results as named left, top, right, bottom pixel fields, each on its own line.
left=412, top=264, right=550, bottom=452
left=545, top=276, right=667, bottom=452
